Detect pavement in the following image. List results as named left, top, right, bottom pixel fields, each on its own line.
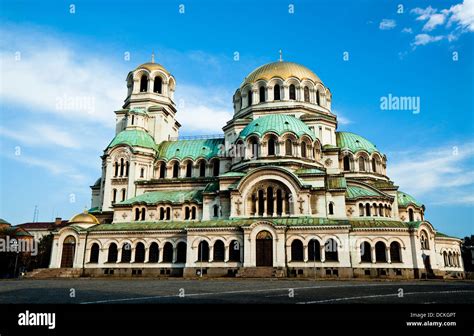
left=0, top=278, right=473, bottom=304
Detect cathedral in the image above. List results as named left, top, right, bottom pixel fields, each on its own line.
left=49, top=57, right=464, bottom=279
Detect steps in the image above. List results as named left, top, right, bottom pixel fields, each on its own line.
left=25, top=268, right=82, bottom=279
left=236, top=267, right=286, bottom=278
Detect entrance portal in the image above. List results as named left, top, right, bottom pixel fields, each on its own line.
left=61, top=236, right=76, bottom=268
left=256, top=230, right=273, bottom=267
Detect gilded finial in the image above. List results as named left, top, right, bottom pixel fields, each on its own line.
left=151, top=51, right=155, bottom=63
left=279, top=49, right=283, bottom=62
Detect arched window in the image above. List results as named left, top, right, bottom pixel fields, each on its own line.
left=107, top=243, right=118, bottom=263
left=390, top=242, right=401, bottom=262
left=125, top=161, right=129, bottom=177
left=140, top=208, right=146, bottom=221
left=135, top=242, right=145, bottom=263
left=316, top=90, right=320, bottom=105
left=120, top=158, right=124, bottom=176
left=259, top=86, right=265, bottom=103
left=191, top=207, right=196, bottom=220
left=285, top=139, right=292, bottom=156
left=89, top=243, right=99, bottom=263
left=274, top=84, right=281, bottom=100
left=268, top=137, right=276, bottom=156
left=420, top=231, right=429, bottom=249
left=325, top=238, right=338, bottom=261
left=135, top=208, right=140, bottom=221
left=247, top=90, right=253, bottom=107
left=308, top=239, right=321, bottom=261
left=112, top=189, right=117, bottom=203
left=448, top=252, right=453, bottom=267
left=121, top=243, right=131, bottom=263
left=166, top=207, right=171, bottom=220
left=301, top=141, right=307, bottom=158
left=163, top=242, right=173, bottom=262
left=373, top=203, right=378, bottom=216
left=291, top=239, right=304, bottom=261
left=154, top=77, right=162, bottom=93
left=408, top=208, right=414, bottom=222
left=213, top=240, right=225, bottom=261
left=258, top=189, right=265, bottom=216
left=140, top=168, right=145, bottom=178
left=172, top=161, right=179, bottom=178
left=213, top=204, right=219, bottom=218
left=343, top=156, right=350, bottom=171
left=185, top=161, right=193, bottom=178
left=185, top=207, right=190, bottom=220
left=360, top=242, right=371, bottom=262
left=197, top=241, right=209, bottom=262
left=114, top=162, right=119, bottom=176
left=375, top=242, right=386, bottom=262
left=304, top=86, right=310, bottom=102
left=140, top=75, right=148, bottom=92
left=289, top=84, right=296, bottom=100
left=328, top=202, right=334, bottom=215
left=229, top=240, right=241, bottom=262
left=372, top=158, right=377, bottom=173
left=359, top=204, right=365, bottom=216
left=249, top=137, right=259, bottom=158
left=378, top=204, right=383, bottom=216
left=212, top=159, right=220, bottom=176
left=176, top=242, right=187, bottom=263
left=443, top=251, right=448, bottom=267
left=149, top=242, right=159, bottom=263
left=358, top=157, right=365, bottom=171
left=365, top=203, right=371, bottom=216
left=131, top=115, right=135, bottom=125
left=199, top=160, right=206, bottom=177
left=159, top=162, right=166, bottom=178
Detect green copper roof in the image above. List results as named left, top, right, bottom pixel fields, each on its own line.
left=346, top=185, right=384, bottom=199
left=204, top=182, right=219, bottom=193
left=350, top=219, right=410, bottom=229
left=219, top=171, right=246, bottom=177
left=295, top=168, right=325, bottom=175
left=336, top=132, right=379, bottom=154
left=108, top=129, right=157, bottom=151
left=117, top=189, right=203, bottom=206
left=158, top=138, right=224, bottom=161
left=327, top=176, right=347, bottom=189
left=397, top=191, right=423, bottom=207
left=129, top=107, right=147, bottom=115
left=239, top=114, right=315, bottom=140
left=0, top=218, right=10, bottom=225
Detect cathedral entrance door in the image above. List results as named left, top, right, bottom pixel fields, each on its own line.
left=256, top=230, right=273, bottom=267
left=60, top=236, right=76, bottom=268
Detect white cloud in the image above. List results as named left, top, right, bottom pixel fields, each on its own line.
left=401, top=27, right=413, bottom=33
left=379, top=19, right=396, bottom=30
left=388, top=143, right=474, bottom=205
left=412, top=34, right=444, bottom=46
left=448, top=0, right=474, bottom=31
left=0, top=124, right=80, bottom=149
left=411, top=6, right=437, bottom=21
left=423, top=13, right=447, bottom=31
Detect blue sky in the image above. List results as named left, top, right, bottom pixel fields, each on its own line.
left=0, top=0, right=472, bottom=237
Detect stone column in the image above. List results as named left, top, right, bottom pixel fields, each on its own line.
left=144, top=247, right=149, bottom=263
left=282, top=192, right=286, bottom=216
left=304, top=244, right=308, bottom=262
left=172, top=247, right=177, bottom=263
left=209, top=245, right=214, bottom=262
left=386, top=247, right=391, bottom=264
left=273, top=192, right=277, bottom=217
left=320, top=245, right=326, bottom=263
left=224, top=245, right=229, bottom=262
left=262, top=190, right=267, bottom=217
left=256, top=193, right=260, bottom=216
left=371, top=247, right=376, bottom=264
left=282, top=85, right=289, bottom=100
left=117, top=247, right=122, bottom=263
left=130, top=247, right=136, bottom=263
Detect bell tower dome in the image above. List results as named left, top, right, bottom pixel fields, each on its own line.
left=115, top=54, right=181, bottom=144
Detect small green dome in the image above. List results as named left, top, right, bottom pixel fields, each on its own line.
left=336, top=132, right=380, bottom=154
left=108, top=129, right=157, bottom=151
left=239, top=114, right=315, bottom=140
left=397, top=191, right=423, bottom=207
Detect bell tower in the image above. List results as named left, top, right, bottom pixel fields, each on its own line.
left=115, top=54, right=181, bottom=143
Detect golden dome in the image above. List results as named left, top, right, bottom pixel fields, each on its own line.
left=242, top=61, right=322, bottom=87
left=69, top=211, right=100, bottom=225
left=135, top=62, right=170, bottom=75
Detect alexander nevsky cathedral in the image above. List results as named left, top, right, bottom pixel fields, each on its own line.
left=49, top=57, right=464, bottom=279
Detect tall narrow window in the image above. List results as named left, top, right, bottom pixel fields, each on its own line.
left=247, top=90, right=253, bottom=107
left=308, top=239, right=321, bottom=261
left=301, top=141, right=307, bottom=158
left=140, top=168, right=144, bottom=178
left=372, top=158, right=377, bottom=173
left=285, top=139, right=292, bottom=156
left=89, top=243, right=99, bottom=263
left=343, top=156, right=350, bottom=171
left=359, top=203, right=364, bottom=216
left=197, top=241, right=209, bottom=262
left=107, top=243, right=118, bottom=263
left=268, top=138, right=276, bottom=156
left=212, top=159, right=220, bottom=176
left=408, top=208, right=414, bottom=222
left=289, top=84, right=296, bottom=100
left=140, top=75, right=148, bottom=92
left=159, top=162, right=166, bottom=179
left=154, top=77, right=162, bottom=93
left=112, top=189, right=117, bottom=203
left=125, top=161, right=129, bottom=177
left=304, top=86, right=310, bottom=102
left=166, top=207, right=171, bottom=220
left=328, top=202, right=334, bottom=215
left=365, top=203, right=371, bottom=216
left=135, top=243, right=145, bottom=263
left=186, top=161, right=192, bottom=178
left=213, top=204, right=219, bottom=218
left=390, top=242, right=401, bottom=262
left=213, top=240, right=225, bottom=261
left=135, top=208, right=140, bottom=221
left=120, top=158, right=124, bottom=177
left=274, top=84, right=281, bottom=100
left=191, top=207, right=196, bottom=220
left=316, top=90, right=320, bottom=105
left=121, top=189, right=126, bottom=201
left=172, top=162, right=179, bottom=178
left=199, top=160, right=206, bottom=177
left=140, top=208, right=146, bottom=221
left=259, top=86, right=265, bottom=103
left=114, top=162, right=119, bottom=177
left=131, top=115, right=134, bottom=125
left=149, top=243, right=159, bottom=263
left=358, top=157, right=365, bottom=171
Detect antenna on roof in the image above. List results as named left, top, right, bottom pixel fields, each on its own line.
left=279, top=49, right=283, bottom=62
left=151, top=51, right=155, bottom=63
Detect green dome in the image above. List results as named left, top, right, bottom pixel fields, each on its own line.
left=336, top=132, right=380, bottom=154
left=239, top=114, right=315, bottom=140
left=108, top=129, right=157, bottom=151
left=397, top=191, right=423, bottom=207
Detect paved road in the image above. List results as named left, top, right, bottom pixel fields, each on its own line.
left=0, top=278, right=473, bottom=304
